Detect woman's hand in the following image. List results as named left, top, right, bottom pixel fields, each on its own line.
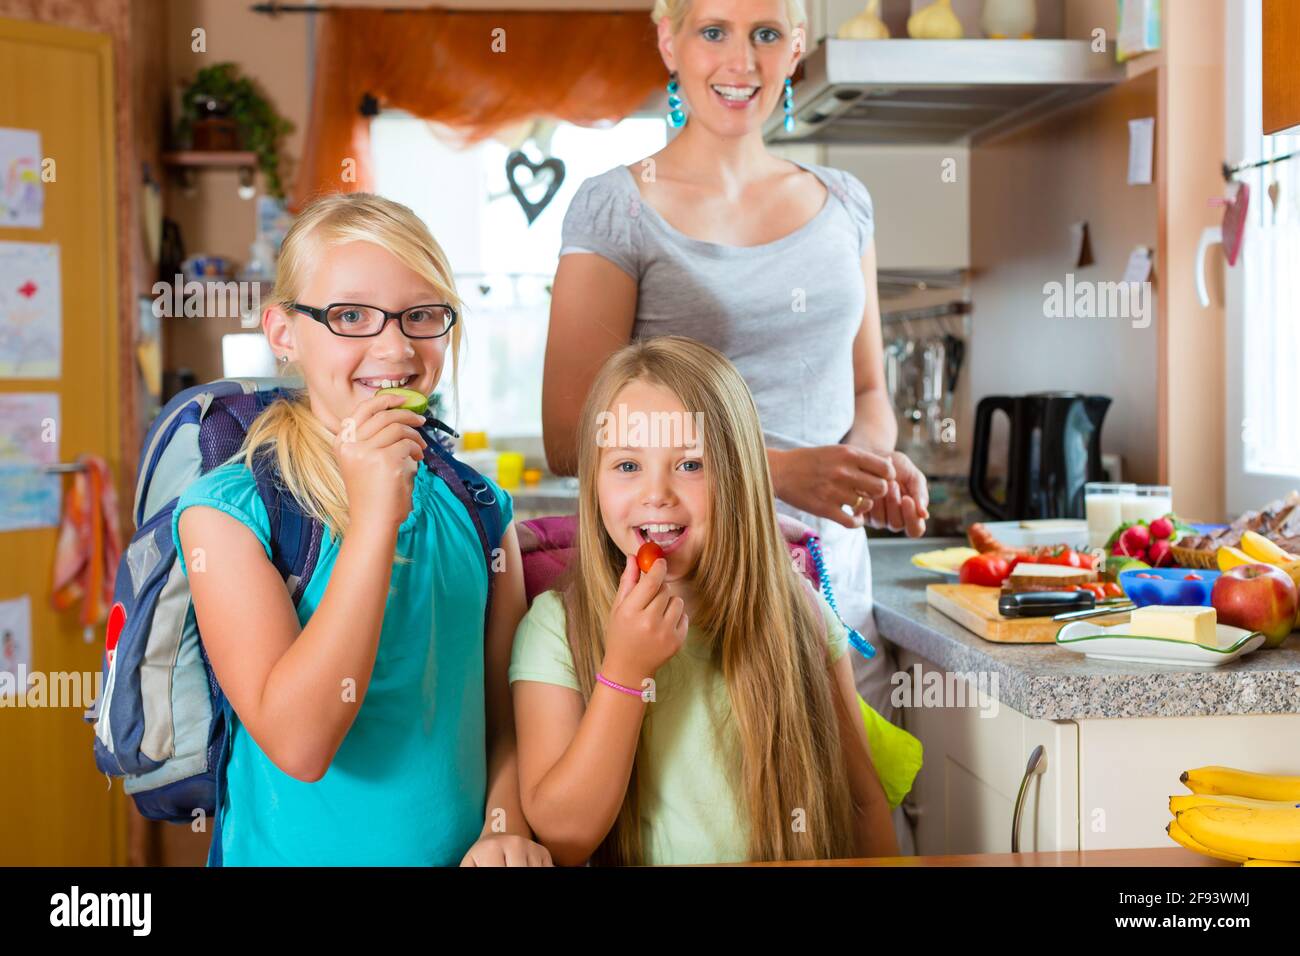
left=600, top=554, right=688, bottom=687
left=768, top=445, right=896, bottom=529
left=460, top=833, right=554, bottom=867
left=332, top=392, right=428, bottom=533
left=860, top=450, right=929, bottom=538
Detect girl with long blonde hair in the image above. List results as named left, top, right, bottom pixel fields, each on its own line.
left=513, top=336, right=898, bottom=864
left=173, top=192, right=549, bottom=866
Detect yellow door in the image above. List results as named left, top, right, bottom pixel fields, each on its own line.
left=0, top=18, right=124, bottom=865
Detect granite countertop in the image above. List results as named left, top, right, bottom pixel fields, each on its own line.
left=868, top=537, right=1300, bottom=720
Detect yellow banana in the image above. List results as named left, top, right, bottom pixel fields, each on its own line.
left=1243, top=859, right=1300, bottom=866
left=1170, top=793, right=1300, bottom=814
left=1166, top=820, right=1248, bottom=863
left=1216, top=546, right=1254, bottom=571
left=1176, top=806, right=1300, bottom=862
left=1181, top=766, right=1300, bottom=801
left=1240, top=530, right=1299, bottom=565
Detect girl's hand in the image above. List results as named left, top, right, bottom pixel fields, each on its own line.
left=459, top=833, right=554, bottom=867
left=332, top=392, right=428, bottom=533
left=768, top=445, right=895, bottom=529
left=600, top=554, right=688, bottom=687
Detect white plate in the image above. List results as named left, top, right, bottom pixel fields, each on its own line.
left=982, top=519, right=1089, bottom=550
left=1055, top=621, right=1266, bottom=667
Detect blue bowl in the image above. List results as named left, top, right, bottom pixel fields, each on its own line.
left=1119, top=567, right=1220, bottom=607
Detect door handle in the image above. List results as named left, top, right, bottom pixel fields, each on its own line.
left=1011, top=744, right=1047, bottom=853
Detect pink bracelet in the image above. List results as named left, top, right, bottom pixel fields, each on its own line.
left=596, top=673, right=644, bottom=698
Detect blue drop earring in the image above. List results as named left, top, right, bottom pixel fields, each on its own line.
left=783, top=76, right=795, bottom=133
left=667, top=73, right=687, bottom=129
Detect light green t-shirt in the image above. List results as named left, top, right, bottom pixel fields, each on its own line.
left=509, top=588, right=848, bottom=865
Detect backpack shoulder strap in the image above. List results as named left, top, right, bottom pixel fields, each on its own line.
left=418, top=426, right=504, bottom=613
left=250, top=450, right=323, bottom=605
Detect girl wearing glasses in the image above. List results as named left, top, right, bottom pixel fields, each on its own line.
left=172, top=193, right=550, bottom=866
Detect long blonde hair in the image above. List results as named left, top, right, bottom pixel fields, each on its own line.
left=651, top=0, right=808, bottom=33
left=239, top=192, right=462, bottom=542
left=566, top=336, right=856, bottom=864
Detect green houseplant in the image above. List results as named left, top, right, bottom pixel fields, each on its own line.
left=177, top=62, right=293, bottom=198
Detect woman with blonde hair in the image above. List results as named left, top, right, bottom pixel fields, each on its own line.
left=543, top=1, right=930, bottom=836
left=512, top=336, right=898, bottom=864
left=172, top=192, right=549, bottom=865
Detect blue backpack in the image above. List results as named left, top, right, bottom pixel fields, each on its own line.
left=85, top=378, right=504, bottom=846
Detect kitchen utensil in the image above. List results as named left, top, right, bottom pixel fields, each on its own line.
left=1055, top=620, right=1265, bottom=666
left=997, top=589, right=1096, bottom=618
left=926, top=583, right=1130, bottom=644
left=969, top=392, right=1111, bottom=520
left=1052, top=601, right=1137, bottom=622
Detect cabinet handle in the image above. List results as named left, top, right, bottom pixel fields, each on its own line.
left=1011, top=744, right=1048, bottom=853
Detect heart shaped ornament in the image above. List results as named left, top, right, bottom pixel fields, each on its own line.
left=506, top=151, right=566, bottom=225
left=1221, top=180, right=1250, bottom=266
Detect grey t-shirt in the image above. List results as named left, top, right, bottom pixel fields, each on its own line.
left=557, top=159, right=884, bottom=673
left=559, top=160, right=874, bottom=461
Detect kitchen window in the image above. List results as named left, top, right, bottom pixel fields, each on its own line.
left=1225, top=0, right=1300, bottom=511
left=371, top=113, right=666, bottom=438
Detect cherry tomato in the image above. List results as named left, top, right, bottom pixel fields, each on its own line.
left=636, top=541, right=665, bottom=574
left=1184, top=573, right=1203, bottom=581
left=1103, top=581, right=1124, bottom=598
left=958, top=552, right=1013, bottom=587
left=1035, top=545, right=1090, bottom=569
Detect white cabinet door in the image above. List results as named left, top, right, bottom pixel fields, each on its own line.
left=1077, top=714, right=1300, bottom=849
left=896, top=648, right=1079, bottom=854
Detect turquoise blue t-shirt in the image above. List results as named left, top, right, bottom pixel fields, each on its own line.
left=170, top=456, right=512, bottom=866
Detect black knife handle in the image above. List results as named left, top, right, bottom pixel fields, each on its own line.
left=998, top=590, right=1096, bottom=618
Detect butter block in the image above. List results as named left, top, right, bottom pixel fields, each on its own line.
left=1128, top=605, right=1219, bottom=647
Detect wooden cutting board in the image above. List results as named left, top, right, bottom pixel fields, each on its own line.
left=926, top=584, right=1132, bottom=644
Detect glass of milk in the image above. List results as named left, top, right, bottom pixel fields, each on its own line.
left=1123, top=484, right=1174, bottom=524
left=1086, top=482, right=1134, bottom=549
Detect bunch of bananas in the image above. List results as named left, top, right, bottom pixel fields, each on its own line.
left=1167, top=766, right=1300, bottom=865
left=1217, top=531, right=1300, bottom=585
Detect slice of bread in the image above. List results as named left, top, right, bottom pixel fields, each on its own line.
left=1005, top=562, right=1098, bottom=591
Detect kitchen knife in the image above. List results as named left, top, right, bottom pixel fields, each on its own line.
left=998, top=590, right=1096, bottom=618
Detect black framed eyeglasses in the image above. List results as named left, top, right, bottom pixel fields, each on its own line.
left=291, top=302, right=457, bottom=339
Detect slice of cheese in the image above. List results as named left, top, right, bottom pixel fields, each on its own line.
left=1128, top=605, right=1218, bottom=647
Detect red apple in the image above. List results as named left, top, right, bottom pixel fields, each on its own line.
left=1211, top=563, right=1299, bottom=647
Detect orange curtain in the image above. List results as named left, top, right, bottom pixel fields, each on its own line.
left=292, top=7, right=666, bottom=209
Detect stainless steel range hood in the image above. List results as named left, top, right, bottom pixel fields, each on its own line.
left=765, top=39, right=1125, bottom=146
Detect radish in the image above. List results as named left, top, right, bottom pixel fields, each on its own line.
left=1148, top=538, right=1173, bottom=567
left=1119, top=524, right=1151, bottom=556
left=1148, top=516, right=1174, bottom=540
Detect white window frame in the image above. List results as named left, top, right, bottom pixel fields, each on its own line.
left=1224, top=0, right=1300, bottom=513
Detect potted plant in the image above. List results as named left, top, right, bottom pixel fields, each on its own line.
left=177, top=63, right=293, bottom=198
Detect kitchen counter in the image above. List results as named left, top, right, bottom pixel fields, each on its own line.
left=868, top=537, right=1300, bottom=719
left=735, top=847, right=1229, bottom=866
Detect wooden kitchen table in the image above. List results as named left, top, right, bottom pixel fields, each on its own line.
left=732, top=847, right=1234, bottom=866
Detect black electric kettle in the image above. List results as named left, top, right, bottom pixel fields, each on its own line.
left=968, top=392, right=1111, bottom=520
